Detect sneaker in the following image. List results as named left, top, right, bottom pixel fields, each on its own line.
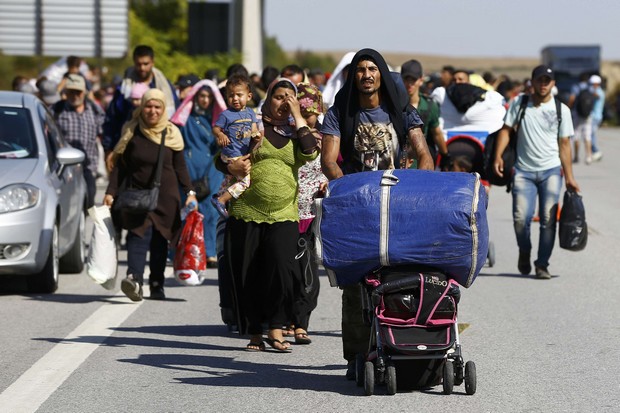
left=121, top=276, right=143, bottom=302
left=535, top=266, right=552, bottom=280
left=518, top=251, right=531, bottom=275
left=345, top=360, right=356, bottom=380
left=210, top=195, right=229, bottom=218
left=592, top=151, right=603, bottom=162
left=586, top=156, right=592, bottom=165
left=150, top=282, right=166, bottom=300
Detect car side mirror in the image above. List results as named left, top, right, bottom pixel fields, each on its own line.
left=56, top=147, right=85, bottom=175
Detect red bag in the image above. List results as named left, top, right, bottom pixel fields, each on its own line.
left=173, top=210, right=207, bottom=285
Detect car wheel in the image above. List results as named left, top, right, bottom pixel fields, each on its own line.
left=60, top=211, right=85, bottom=273
left=28, top=224, right=59, bottom=293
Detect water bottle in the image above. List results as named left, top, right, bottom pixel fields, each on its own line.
left=180, top=200, right=198, bottom=221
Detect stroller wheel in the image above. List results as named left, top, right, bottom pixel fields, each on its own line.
left=355, top=354, right=365, bottom=387
left=465, top=361, right=477, bottom=395
left=364, top=361, right=375, bottom=396
left=442, top=361, right=454, bottom=395
left=487, top=241, right=496, bottom=267
left=385, top=363, right=397, bottom=395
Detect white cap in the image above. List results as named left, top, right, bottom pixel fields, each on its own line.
left=589, top=74, right=602, bottom=84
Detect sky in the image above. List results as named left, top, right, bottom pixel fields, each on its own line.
left=264, top=0, right=620, bottom=60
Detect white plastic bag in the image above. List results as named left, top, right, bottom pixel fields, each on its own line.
left=86, top=206, right=118, bottom=289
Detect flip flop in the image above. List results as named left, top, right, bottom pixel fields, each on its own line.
left=265, top=338, right=292, bottom=353
left=294, top=332, right=312, bottom=345
left=245, top=341, right=265, bottom=352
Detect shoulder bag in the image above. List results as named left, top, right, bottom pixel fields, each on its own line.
left=113, top=129, right=167, bottom=214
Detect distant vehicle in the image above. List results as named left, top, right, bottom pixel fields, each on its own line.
left=0, top=91, right=87, bottom=293
left=541, top=45, right=601, bottom=104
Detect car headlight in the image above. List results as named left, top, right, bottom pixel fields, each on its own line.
left=0, top=184, right=40, bottom=213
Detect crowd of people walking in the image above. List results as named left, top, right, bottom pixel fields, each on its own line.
left=9, top=44, right=608, bottom=376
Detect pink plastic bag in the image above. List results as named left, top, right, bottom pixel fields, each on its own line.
left=173, top=210, right=207, bottom=286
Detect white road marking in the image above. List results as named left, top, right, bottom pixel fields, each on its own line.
left=0, top=294, right=144, bottom=413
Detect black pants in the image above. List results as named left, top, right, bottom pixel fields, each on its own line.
left=225, top=218, right=297, bottom=336
left=83, top=168, right=97, bottom=208
left=342, top=284, right=370, bottom=361
left=291, top=230, right=320, bottom=331
left=126, top=225, right=168, bottom=286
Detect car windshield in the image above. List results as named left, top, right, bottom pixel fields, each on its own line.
left=0, top=108, right=36, bottom=159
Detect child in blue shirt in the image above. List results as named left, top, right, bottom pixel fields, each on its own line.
left=211, top=74, right=262, bottom=218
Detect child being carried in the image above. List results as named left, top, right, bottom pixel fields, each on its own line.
left=211, top=74, right=262, bottom=218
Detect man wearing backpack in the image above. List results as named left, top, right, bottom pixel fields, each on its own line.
left=321, top=49, right=433, bottom=379
left=493, top=65, right=579, bottom=280
left=569, top=72, right=595, bottom=164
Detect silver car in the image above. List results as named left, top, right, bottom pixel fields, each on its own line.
left=0, top=91, right=87, bottom=293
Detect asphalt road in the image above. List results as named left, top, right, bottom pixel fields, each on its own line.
left=0, top=128, right=619, bottom=413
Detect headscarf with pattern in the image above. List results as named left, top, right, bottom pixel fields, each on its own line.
left=296, top=82, right=324, bottom=117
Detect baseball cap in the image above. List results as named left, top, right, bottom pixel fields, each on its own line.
left=531, top=65, right=554, bottom=81
left=401, top=59, right=423, bottom=80
left=589, top=74, right=602, bottom=84
left=176, top=74, right=200, bottom=89
left=38, top=79, right=61, bottom=105
left=65, top=74, right=86, bottom=92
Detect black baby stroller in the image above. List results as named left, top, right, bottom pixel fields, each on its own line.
left=437, top=132, right=495, bottom=267
left=357, top=265, right=476, bottom=396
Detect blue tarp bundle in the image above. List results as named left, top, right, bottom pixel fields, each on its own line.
left=313, top=169, right=489, bottom=288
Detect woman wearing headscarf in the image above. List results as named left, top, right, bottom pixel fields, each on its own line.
left=104, top=88, right=197, bottom=302
left=222, top=78, right=320, bottom=352
left=172, top=80, right=227, bottom=267
left=290, top=83, right=327, bottom=345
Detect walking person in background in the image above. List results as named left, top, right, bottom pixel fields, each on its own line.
left=589, top=74, right=605, bottom=161
left=104, top=89, right=196, bottom=301
left=400, top=59, right=449, bottom=167
left=493, top=65, right=580, bottom=280
left=221, top=78, right=320, bottom=352
left=172, top=80, right=228, bottom=268
left=568, top=72, right=594, bottom=164
left=103, top=45, right=179, bottom=159
left=53, top=74, right=105, bottom=208
left=320, top=48, right=434, bottom=379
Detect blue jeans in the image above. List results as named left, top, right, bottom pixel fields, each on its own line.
left=512, top=167, right=562, bottom=269
left=126, top=225, right=168, bottom=286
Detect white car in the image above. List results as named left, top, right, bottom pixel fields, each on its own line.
left=0, top=91, right=87, bottom=293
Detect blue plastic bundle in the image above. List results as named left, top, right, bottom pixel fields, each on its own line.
left=314, top=169, right=488, bottom=288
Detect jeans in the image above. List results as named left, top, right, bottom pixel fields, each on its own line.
left=512, top=166, right=562, bottom=269
left=126, top=225, right=168, bottom=286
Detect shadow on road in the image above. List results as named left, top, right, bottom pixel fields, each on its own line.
left=119, top=353, right=359, bottom=395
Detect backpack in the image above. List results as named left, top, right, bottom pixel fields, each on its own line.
left=575, top=88, right=595, bottom=118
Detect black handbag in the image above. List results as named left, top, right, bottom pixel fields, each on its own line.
left=191, top=174, right=210, bottom=201
left=559, top=190, right=587, bottom=251
left=114, top=130, right=167, bottom=214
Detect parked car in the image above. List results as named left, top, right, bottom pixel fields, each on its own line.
left=0, top=91, right=87, bottom=293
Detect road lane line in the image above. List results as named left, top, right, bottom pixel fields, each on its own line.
left=0, top=295, right=143, bottom=413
